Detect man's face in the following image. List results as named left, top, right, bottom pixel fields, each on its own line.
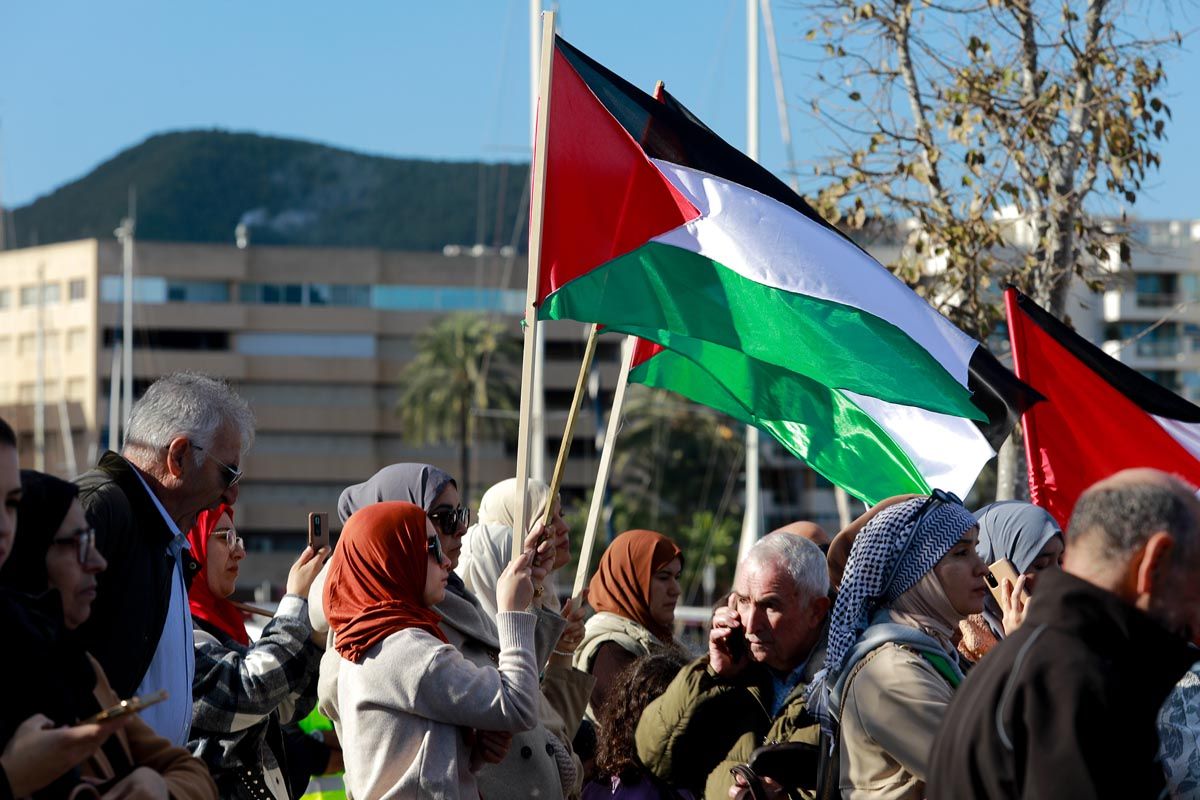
left=175, top=424, right=242, bottom=531
left=733, top=560, right=829, bottom=673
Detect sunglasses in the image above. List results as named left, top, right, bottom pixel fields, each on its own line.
left=53, top=527, right=97, bottom=566
left=190, top=442, right=243, bottom=488
left=428, top=506, right=469, bottom=535
left=427, top=534, right=446, bottom=564
left=878, top=488, right=963, bottom=600
left=211, top=527, right=245, bottom=552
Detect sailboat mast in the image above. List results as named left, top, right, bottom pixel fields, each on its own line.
left=117, top=188, right=136, bottom=444
left=739, top=0, right=764, bottom=561
left=529, top=0, right=547, bottom=483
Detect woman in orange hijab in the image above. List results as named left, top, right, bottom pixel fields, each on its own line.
left=574, top=530, right=683, bottom=719
left=327, top=501, right=545, bottom=800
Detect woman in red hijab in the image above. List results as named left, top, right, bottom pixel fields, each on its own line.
left=574, top=530, right=684, bottom=719
left=186, top=504, right=330, bottom=800
left=327, top=501, right=546, bottom=800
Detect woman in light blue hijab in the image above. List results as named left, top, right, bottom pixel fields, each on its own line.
left=969, top=500, right=1064, bottom=643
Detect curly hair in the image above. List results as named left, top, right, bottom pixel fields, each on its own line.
left=594, top=648, right=690, bottom=783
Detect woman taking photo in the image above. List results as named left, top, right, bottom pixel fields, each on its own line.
left=328, top=501, right=541, bottom=799
left=813, top=492, right=986, bottom=800
left=575, top=530, right=684, bottom=719
left=186, top=503, right=328, bottom=800
left=0, top=470, right=215, bottom=800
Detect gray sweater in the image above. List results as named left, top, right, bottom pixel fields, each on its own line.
left=337, top=611, right=540, bottom=800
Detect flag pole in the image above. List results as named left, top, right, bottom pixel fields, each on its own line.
left=514, top=9, right=557, bottom=561
left=542, top=323, right=600, bottom=527
left=572, top=335, right=635, bottom=599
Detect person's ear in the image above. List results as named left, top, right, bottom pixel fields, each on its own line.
left=808, top=593, right=832, bottom=624
left=165, top=437, right=190, bottom=481
left=1135, top=531, right=1175, bottom=598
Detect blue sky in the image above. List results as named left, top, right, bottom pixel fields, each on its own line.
left=2, top=1, right=1198, bottom=219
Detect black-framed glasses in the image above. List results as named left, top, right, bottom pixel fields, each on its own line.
left=428, top=506, right=469, bottom=535
left=210, top=527, right=245, bottom=552
left=53, top=527, right=96, bottom=566
left=427, top=534, right=446, bottom=564
left=878, top=489, right=963, bottom=600
left=190, top=442, right=243, bottom=488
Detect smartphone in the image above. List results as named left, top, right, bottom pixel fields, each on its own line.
left=308, top=512, right=329, bottom=551
left=985, top=558, right=1031, bottom=606
left=726, top=625, right=747, bottom=661
left=78, top=689, right=169, bottom=725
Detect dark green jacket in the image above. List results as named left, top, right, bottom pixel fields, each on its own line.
left=635, top=652, right=823, bottom=800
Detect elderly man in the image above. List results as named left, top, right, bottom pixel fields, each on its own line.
left=636, top=532, right=831, bottom=799
left=76, top=373, right=254, bottom=745
left=929, top=469, right=1200, bottom=799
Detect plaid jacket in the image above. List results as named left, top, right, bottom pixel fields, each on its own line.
left=187, top=595, right=321, bottom=800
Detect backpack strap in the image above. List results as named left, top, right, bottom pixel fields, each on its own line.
left=815, top=646, right=887, bottom=800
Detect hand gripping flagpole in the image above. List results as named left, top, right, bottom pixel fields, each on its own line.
left=514, top=10, right=557, bottom=562
left=572, top=334, right=635, bottom=599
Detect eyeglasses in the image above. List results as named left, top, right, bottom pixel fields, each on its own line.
left=427, top=534, right=446, bottom=564
left=190, top=442, right=243, bottom=488
left=211, top=528, right=245, bottom=552
left=428, top=506, right=469, bottom=535
left=53, top=527, right=97, bottom=566
left=878, top=488, right=963, bottom=600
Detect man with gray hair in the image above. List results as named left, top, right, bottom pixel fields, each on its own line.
left=76, top=373, right=254, bottom=746
left=636, top=532, right=831, bottom=799
left=930, top=468, right=1200, bottom=799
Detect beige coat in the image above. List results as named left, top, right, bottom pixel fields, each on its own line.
left=838, top=643, right=954, bottom=800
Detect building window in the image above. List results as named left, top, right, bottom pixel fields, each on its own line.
left=1135, top=273, right=1178, bottom=308
left=102, top=328, right=230, bottom=351
left=234, top=332, right=376, bottom=358
left=101, top=276, right=228, bottom=304
left=69, top=279, right=87, bottom=301
left=43, top=284, right=60, bottom=304
left=19, top=286, right=38, bottom=306
left=165, top=281, right=230, bottom=303
left=0, top=289, right=10, bottom=309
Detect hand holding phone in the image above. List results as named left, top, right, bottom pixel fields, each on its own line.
left=986, top=558, right=1032, bottom=635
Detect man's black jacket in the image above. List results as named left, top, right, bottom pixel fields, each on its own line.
left=928, top=569, right=1196, bottom=800
left=75, top=451, right=200, bottom=698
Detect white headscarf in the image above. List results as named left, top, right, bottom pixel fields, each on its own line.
left=458, top=478, right=557, bottom=619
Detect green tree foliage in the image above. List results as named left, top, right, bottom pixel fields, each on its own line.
left=397, top=313, right=520, bottom=502
left=11, top=130, right=529, bottom=253
left=798, top=0, right=1183, bottom=334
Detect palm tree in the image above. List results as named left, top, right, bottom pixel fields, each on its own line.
left=397, top=313, right=520, bottom=503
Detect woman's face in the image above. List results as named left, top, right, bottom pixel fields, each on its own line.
left=423, top=519, right=451, bottom=606
left=1025, top=533, right=1065, bottom=576
left=46, top=499, right=107, bottom=630
left=648, top=557, right=683, bottom=629
left=206, top=512, right=245, bottom=599
left=549, top=498, right=571, bottom=571
left=933, top=526, right=989, bottom=616
left=428, top=484, right=467, bottom=570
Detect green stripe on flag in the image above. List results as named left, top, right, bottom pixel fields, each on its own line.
left=540, top=241, right=984, bottom=421
left=628, top=341, right=932, bottom=504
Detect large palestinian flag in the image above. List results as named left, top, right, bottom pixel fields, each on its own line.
left=533, top=35, right=1038, bottom=502
left=1006, top=287, right=1200, bottom=525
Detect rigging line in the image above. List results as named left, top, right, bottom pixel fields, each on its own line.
left=760, top=0, right=800, bottom=192
left=1109, top=297, right=1199, bottom=353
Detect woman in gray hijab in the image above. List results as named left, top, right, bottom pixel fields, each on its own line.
left=312, top=463, right=584, bottom=799
left=957, top=500, right=1064, bottom=661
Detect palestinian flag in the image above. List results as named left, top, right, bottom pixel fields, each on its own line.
left=1006, top=287, right=1200, bottom=525
left=533, top=34, right=1038, bottom=502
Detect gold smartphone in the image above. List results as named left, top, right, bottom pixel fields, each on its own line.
left=78, top=689, right=169, bottom=725
left=985, top=558, right=1030, bottom=607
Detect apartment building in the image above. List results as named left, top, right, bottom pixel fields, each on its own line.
left=1101, top=219, right=1200, bottom=403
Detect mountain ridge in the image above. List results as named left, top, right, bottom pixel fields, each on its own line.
left=9, top=130, right=530, bottom=252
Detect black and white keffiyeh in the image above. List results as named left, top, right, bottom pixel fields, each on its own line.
left=808, top=492, right=977, bottom=727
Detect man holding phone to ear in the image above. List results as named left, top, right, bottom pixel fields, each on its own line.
left=635, top=533, right=832, bottom=800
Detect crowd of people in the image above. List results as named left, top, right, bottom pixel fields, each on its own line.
left=1, top=371, right=1199, bottom=800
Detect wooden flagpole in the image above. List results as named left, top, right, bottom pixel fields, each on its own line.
left=572, top=335, right=636, bottom=598
left=542, top=323, right=600, bottom=527
left=514, top=10, right=557, bottom=561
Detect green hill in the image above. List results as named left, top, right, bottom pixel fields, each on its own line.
left=10, top=130, right=530, bottom=251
